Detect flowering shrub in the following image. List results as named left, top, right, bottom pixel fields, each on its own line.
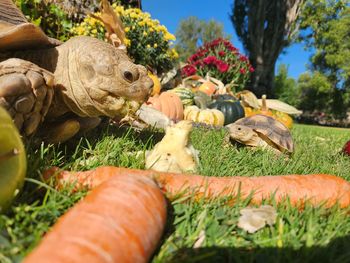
left=182, top=38, right=254, bottom=91
left=71, top=4, right=178, bottom=73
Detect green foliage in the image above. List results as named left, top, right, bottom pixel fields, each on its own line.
left=297, top=72, right=349, bottom=118
left=297, top=72, right=332, bottom=111
left=296, top=0, right=350, bottom=118
left=274, top=64, right=300, bottom=107
left=175, top=16, right=229, bottom=62
left=15, top=0, right=73, bottom=41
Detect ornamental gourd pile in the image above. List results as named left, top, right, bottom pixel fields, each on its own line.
left=145, top=75, right=298, bottom=129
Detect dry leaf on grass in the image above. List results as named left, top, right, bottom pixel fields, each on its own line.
left=237, top=205, right=277, bottom=233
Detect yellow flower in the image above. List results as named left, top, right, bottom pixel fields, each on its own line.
left=132, top=26, right=136, bottom=30
left=125, top=27, right=130, bottom=33
left=143, top=31, right=148, bottom=36
left=147, top=44, right=151, bottom=48
left=134, top=8, right=141, bottom=14
left=142, top=12, right=151, bottom=19
left=129, top=12, right=138, bottom=18
left=114, top=5, right=124, bottom=14
left=89, top=18, right=97, bottom=26
left=138, top=21, right=145, bottom=26
left=159, top=25, right=167, bottom=33
left=171, top=49, right=179, bottom=59
left=154, top=43, right=158, bottom=48
left=164, top=32, right=176, bottom=41
left=149, top=28, right=154, bottom=32
left=124, top=38, right=131, bottom=46
left=91, top=29, right=97, bottom=34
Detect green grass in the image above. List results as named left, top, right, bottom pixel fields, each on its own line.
left=1, top=123, right=350, bottom=263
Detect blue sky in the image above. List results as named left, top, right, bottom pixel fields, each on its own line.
left=143, top=0, right=313, bottom=80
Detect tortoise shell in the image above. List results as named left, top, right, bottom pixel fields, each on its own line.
left=234, top=114, right=294, bottom=153
left=0, top=0, right=61, bottom=52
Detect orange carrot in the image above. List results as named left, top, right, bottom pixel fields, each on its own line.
left=24, top=172, right=167, bottom=263
left=47, top=166, right=350, bottom=208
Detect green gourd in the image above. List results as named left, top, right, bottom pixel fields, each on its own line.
left=208, top=95, right=245, bottom=125
left=0, top=107, right=26, bottom=212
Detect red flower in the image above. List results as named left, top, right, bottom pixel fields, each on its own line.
left=249, top=66, right=255, bottom=73
left=227, top=45, right=238, bottom=52
left=239, top=55, right=248, bottom=62
left=193, top=60, right=203, bottom=67
left=182, top=65, right=197, bottom=76
left=239, top=68, right=246, bottom=74
left=218, top=51, right=226, bottom=57
left=189, top=54, right=198, bottom=63
left=342, top=140, right=350, bottom=156
left=216, top=61, right=229, bottom=73
left=203, top=56, right=218, bottom=65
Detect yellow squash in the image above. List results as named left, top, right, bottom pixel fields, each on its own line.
left=184, top=105, right=225, bottom=126
left=148, top=72, right=162, bottom=96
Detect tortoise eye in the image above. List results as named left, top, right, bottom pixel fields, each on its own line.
left=237, top=127, right=241, bottom=131
left=123, top=70, right=134, bottom=82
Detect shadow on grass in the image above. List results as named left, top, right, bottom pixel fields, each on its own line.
left=59, top=120, right=165, bottom=153
left=163, top=235, right=350, bottom=263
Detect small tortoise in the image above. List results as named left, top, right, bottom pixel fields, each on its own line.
left=0, top=0, right=153, bottom=143
left=226, top=114, right=294, bottom=154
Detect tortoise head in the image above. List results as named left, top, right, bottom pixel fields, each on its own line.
left=226, top=124, right=256, bottom=144
left=55, top=36, right=153, bottom=117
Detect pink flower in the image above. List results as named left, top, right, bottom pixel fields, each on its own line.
left=239, top=68, right=246, bottom=74
left=218, top=51, right=226, bottom=57
left=203, top=56, right=218, bottom=65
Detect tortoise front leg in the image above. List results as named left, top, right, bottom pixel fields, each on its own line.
left=41, top=117, right=101, bottom=144
left=0, top=58, right=54, bottom=137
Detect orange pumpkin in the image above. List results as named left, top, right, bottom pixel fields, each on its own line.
left=145, top=92, right=184, bottom=121
left=198, top=81, right=216, bottom=96
left=272, top=110, right=293, bottom=129
left=245, top=95, right=293, bottom=129
left=243, top=106, right=255, bottom=117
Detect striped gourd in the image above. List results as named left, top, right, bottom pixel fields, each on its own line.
left=169, top=86, right=194, bottom=106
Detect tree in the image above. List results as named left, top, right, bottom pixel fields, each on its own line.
left=230, top=0, right=304, bottom=97
left=175, top=16, right=228, bottom=61
left=296, top=0, right=350, bottom=118
left=274, top=64, right=299, bottom=107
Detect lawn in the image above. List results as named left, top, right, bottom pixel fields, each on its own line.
left=1, top=123, right=350, bottom=263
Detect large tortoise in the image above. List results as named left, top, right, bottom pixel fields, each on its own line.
left=0, top=0, right=153, bottom=143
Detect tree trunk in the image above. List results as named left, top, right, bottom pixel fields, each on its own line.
left=231, top=0, right=304, bottom=98
left=250, top=62, right=276, bottom=98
